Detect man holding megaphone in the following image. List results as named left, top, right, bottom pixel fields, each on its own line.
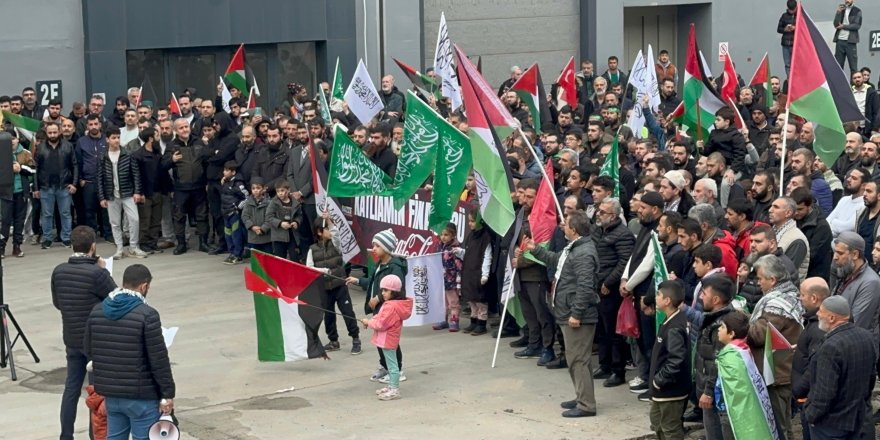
left=83, top=264, right=176, bottom=439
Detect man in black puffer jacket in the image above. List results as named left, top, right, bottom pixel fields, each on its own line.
left=51, top=225, right=117, bottom=440
left=84, top=264, right=175, bottom=439
left=98, top=126, right=146, bottom=259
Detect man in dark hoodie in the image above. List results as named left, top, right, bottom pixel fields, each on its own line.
left=346, top=229, right=407, bottom=383
left=204, top=112, right=240, bottom=254
left=51, top=225, right=117, bottom=440
left=83, top=264, right=175, bottom=440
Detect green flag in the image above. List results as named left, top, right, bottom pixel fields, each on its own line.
left=318, top=88, right=332, bottom=125
left=331, top=57, right=345, bottom=102
left=716, top=342, right=781, bottom=440
left=651, top=231, right=669, bottom=332
left=391, top=91, right=441, bottom=210
left=427, top=107, right=471, bottom=234
left=2, top=111, right=41, bottom=141
left=599, top=136, right=620, bottom=198
left=326, top=125, right=392, bottom=197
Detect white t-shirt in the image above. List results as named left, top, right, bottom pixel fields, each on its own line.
left=109, top=149, right=121, bottom=199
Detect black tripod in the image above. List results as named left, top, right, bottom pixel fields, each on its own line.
left=0, top=249, right=40, bottom=380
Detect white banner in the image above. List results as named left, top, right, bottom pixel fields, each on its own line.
left=219, top=76, right=232, bottom=114
left=626, top=50, right=650, bottom=136
left=433, top=12, right=462, bottom=111
left=315, top=180, right=360, bottom=264
left=404, top=253, right=446, bottom=327
left=647, top=44, right=661, bottom=112
left=344, top=59, right=383, bottom=124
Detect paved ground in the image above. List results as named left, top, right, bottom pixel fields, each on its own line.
left=2, top=240, right=677, bottom=439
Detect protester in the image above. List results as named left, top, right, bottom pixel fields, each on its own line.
left=52, top=226, right=117, bottom=440
left=793, top=277, right=831, bottom=440
left=695, top=275, right=735, bottom=439
left=36, top=122, right=78, bottom=248
left=97, top=126, right=147, bottom=259
left=83, top=264, right=175, bottom=439
left=2, top=134, right=34, bottom=257
left=832, top=0, right=862, bottom=74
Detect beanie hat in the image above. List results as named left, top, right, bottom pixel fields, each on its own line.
left=664, top=170, right=686, bottom=190
left=836, top=231, right=866, bottom=255
left=822, top=295, right=850, bottom=317
left=379, top=274, right=403, bottom=292
left=372, top=229, right=398, bottom=254
left=641, top=191, right=665, bottom=209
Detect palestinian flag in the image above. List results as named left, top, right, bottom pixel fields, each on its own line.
left=749, top=53, right=773, bottom=109
left=788, top=3, right=865, bottom=168
left=529, top=160, right=558, bottom=244
left=650, top=231, right=669, bottom=331
left=454, top=45, right=516, bottom=234
left=224, top=44, right=249, bottom=98
left=1, top=111, right=41, bottom=141
left=392, top=58, right=441, bottom=100
left=454, top=44, right=520, bottom=139
left=599, top=136, right=620, bottom=198
left=717, top=340, right=781, bottom=440
left=245, top=250, right=326, bottom=361
left=167, top=93, right=181, bottom=116
left=762, top=322, right=793, bottom=386
left=510, top=63, right=552, bottom=132
left=680, top=24, right=725, bottom=140
left=555, top=56, right=577, bottom=110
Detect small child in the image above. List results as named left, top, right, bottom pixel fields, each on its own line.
left=361, top=275, right=413, bottom=401
left=433, top=222, right=463, bottom=332
left=307, top=216, right=362, bottom=355
left=460, top=212, right=492, bottom=336
left=649, top=280, right=691, bottom=440
left=266, top=179, right=303, bottom=261
left=219, top=161, right=249, bottom=264
left=241, top=176, right=273, bottom=254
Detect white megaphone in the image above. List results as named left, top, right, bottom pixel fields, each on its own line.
left=148, top=414, right=180, bottom=440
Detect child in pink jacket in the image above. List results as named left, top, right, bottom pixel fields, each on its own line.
left=361, top=274, right=413, bottom=400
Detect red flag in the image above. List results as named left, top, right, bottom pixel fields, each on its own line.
left=768, top=322, right=792, bottom=350
left=721, top=53, right=739, bottom=104
left=247, top=87, right=257, bottom=110
left=555, top=56, right=577, bottom=109
left=528, top=160, right=558, bottom=244
left=250, top=250, right=323, bottom=303
left=168, top=93, right=181, bottom=116
left=727, top=98, right=746, bottom=130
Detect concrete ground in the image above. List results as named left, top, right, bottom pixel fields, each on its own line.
left=2, top=240, right=671, bottom=439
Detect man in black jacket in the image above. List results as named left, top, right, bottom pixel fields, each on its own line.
left=35, top=122, right=78, bottom=248
left=83, top=264, right=175, bottom=440
left=791, top=187, right=833, bottom=279
left=366, top=125, right=397, bottom=178
left=205, top=112, right=240, bottom=254
left=161, top=118, right=213, bottom=255
left=793, top=278, right=830, bottom=433
left=649, top=281, right=691, bottom=439
left=251, top=125, right=288, bottom=196
left=234, top=126, right=261, bottom=187
left=695, top=276, right=735, bottom=439
left=591, top=198, right=635, bottom=387
left=52, top=225, right=117, bottom=440
left=132, top=127, right=172, bottom=253
left=778, top=0, right=796, bottom=75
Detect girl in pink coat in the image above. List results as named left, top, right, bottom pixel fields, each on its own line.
left=361, top=275, right=413, bottom=400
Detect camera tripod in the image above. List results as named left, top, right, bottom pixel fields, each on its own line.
left=0, top=253, right=40, bottom=380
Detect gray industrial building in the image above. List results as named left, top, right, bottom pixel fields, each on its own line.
left=1, top=0, right=877, bottom=112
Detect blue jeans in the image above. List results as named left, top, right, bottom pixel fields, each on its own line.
left=40, top=186, right=72, bottom=242
left=105, top=397, right=160, bottom=440
left=782, top=45, right=792, bottom=77
left=224, top=213, right=246, bottom=257
left=810, top=424, right=857, bottom=440
left=60, top=347, right=89, bottom=440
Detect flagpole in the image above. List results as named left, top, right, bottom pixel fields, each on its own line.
left=695, top=98, right=704, bottom=143
left=518, top=128, right=564, bottom=219
left=491, top=268, right=516, bottom=368
left=779, top=108, right=790, bottom=197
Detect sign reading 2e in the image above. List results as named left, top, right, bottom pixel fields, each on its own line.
left=870, top=30, right=880, bottom=52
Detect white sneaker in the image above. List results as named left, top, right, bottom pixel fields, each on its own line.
left=370, top=367, right=388, bottom=381
left=112, top=249, right=125, bottom=260
left=628, top=376, right=645, bottom=388
left=377, top=388, right=400, bottom=401
left=378, top=372, right=407, bottom=384
left=375, top=386, right=391, bottom=395
left=128, top=247, right=148, bottom=258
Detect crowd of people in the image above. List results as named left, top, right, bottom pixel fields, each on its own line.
left=31, top=0, right=880, bottom=437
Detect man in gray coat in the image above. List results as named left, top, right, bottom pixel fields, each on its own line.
left=521, top=209, right=600, bottom=418
left=287, top=137, right=316, bottom=257
left=831, top=231, right=880, bottom=344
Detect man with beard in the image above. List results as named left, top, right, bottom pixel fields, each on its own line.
left=751, top=169, right=775, bottom=218
left=555, top=107, right=580, bottom=139
left=689, top=202, right=740, bottom=277
left=591, top=198, right=634, bottom=387
left=61, top=117, right=78, bottom=145
left=852, top=70, right=879, bottom=136
left=576, top=60, right=596, bottom=103
left=856, top=180, right=880, bottom=256
left=155, top=119, right=177, bottom=248
left=542, top=132, right=562, bottom=160
left=769, top=197, right=810, bottom=281
left=251, top=125, right=288, bottom=196
left=44, top=99, right=64, bottom=125
left=76, top=95, right=111, bottom=138
left=659, top=170, right=693, bottom=216
left=620, top=192, right=665, bottom=397
left=191, top=99, right=217, bottom=139
left=747, top=254, right=804, bottom=440
left=204, top=113, right=240, bottom=253
left=658, top=78, right=680, bottom=117
left=833, top=132, right=863, bottom=182
left=20, top=87, right=40, bottom=119
left=748, top=105, right=772, bottom=154
left=859, top=141, right=880, bottom=181
left=828, top=167, right=868, bottom=237
left=601, top=56, right=629, bottom=88
left=658, top=212, right=689, bottom=286
left=737, top=87, right=757, bottom=125
left=792, top=187, right=833, bottom=279
left=379, top=75, right=404, bottom=124
left=162, top=118, right=213, bottom=255
left=642, top=156, right=670, bottom=181
left=740, top=224, right=800, bottom=308
left=76, top=114, right=110, bottom=240
left=287, top=125, right=318, bottom=259
left=234, top=126, right=260, bottom=187
left=35, top=123, right=78, bottom=248
left=670, top=141, right=696, bottom=177
left=798, top=122, right=816, bottom=151
left=790, top=148, right=833, bottom=214
left=131, top=127, right=171, bottom=254
left=504, top=91, right=530, bottom=127
left=831, top=231, right=880, bottom=344
left=725, top=198, right=767, bottom=260
left=107, top=96, right=129, bottom=129
left=176, top=94, right=198, bottom=126
left=693, top=178, right=725, bottom=227
left=601, top=106, right=621, bottom=135
left=367, top=125, right=398, bottom=178
left=792, top=278, right=830, bottom=431
left=584, top=121, right=605, bottom=157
